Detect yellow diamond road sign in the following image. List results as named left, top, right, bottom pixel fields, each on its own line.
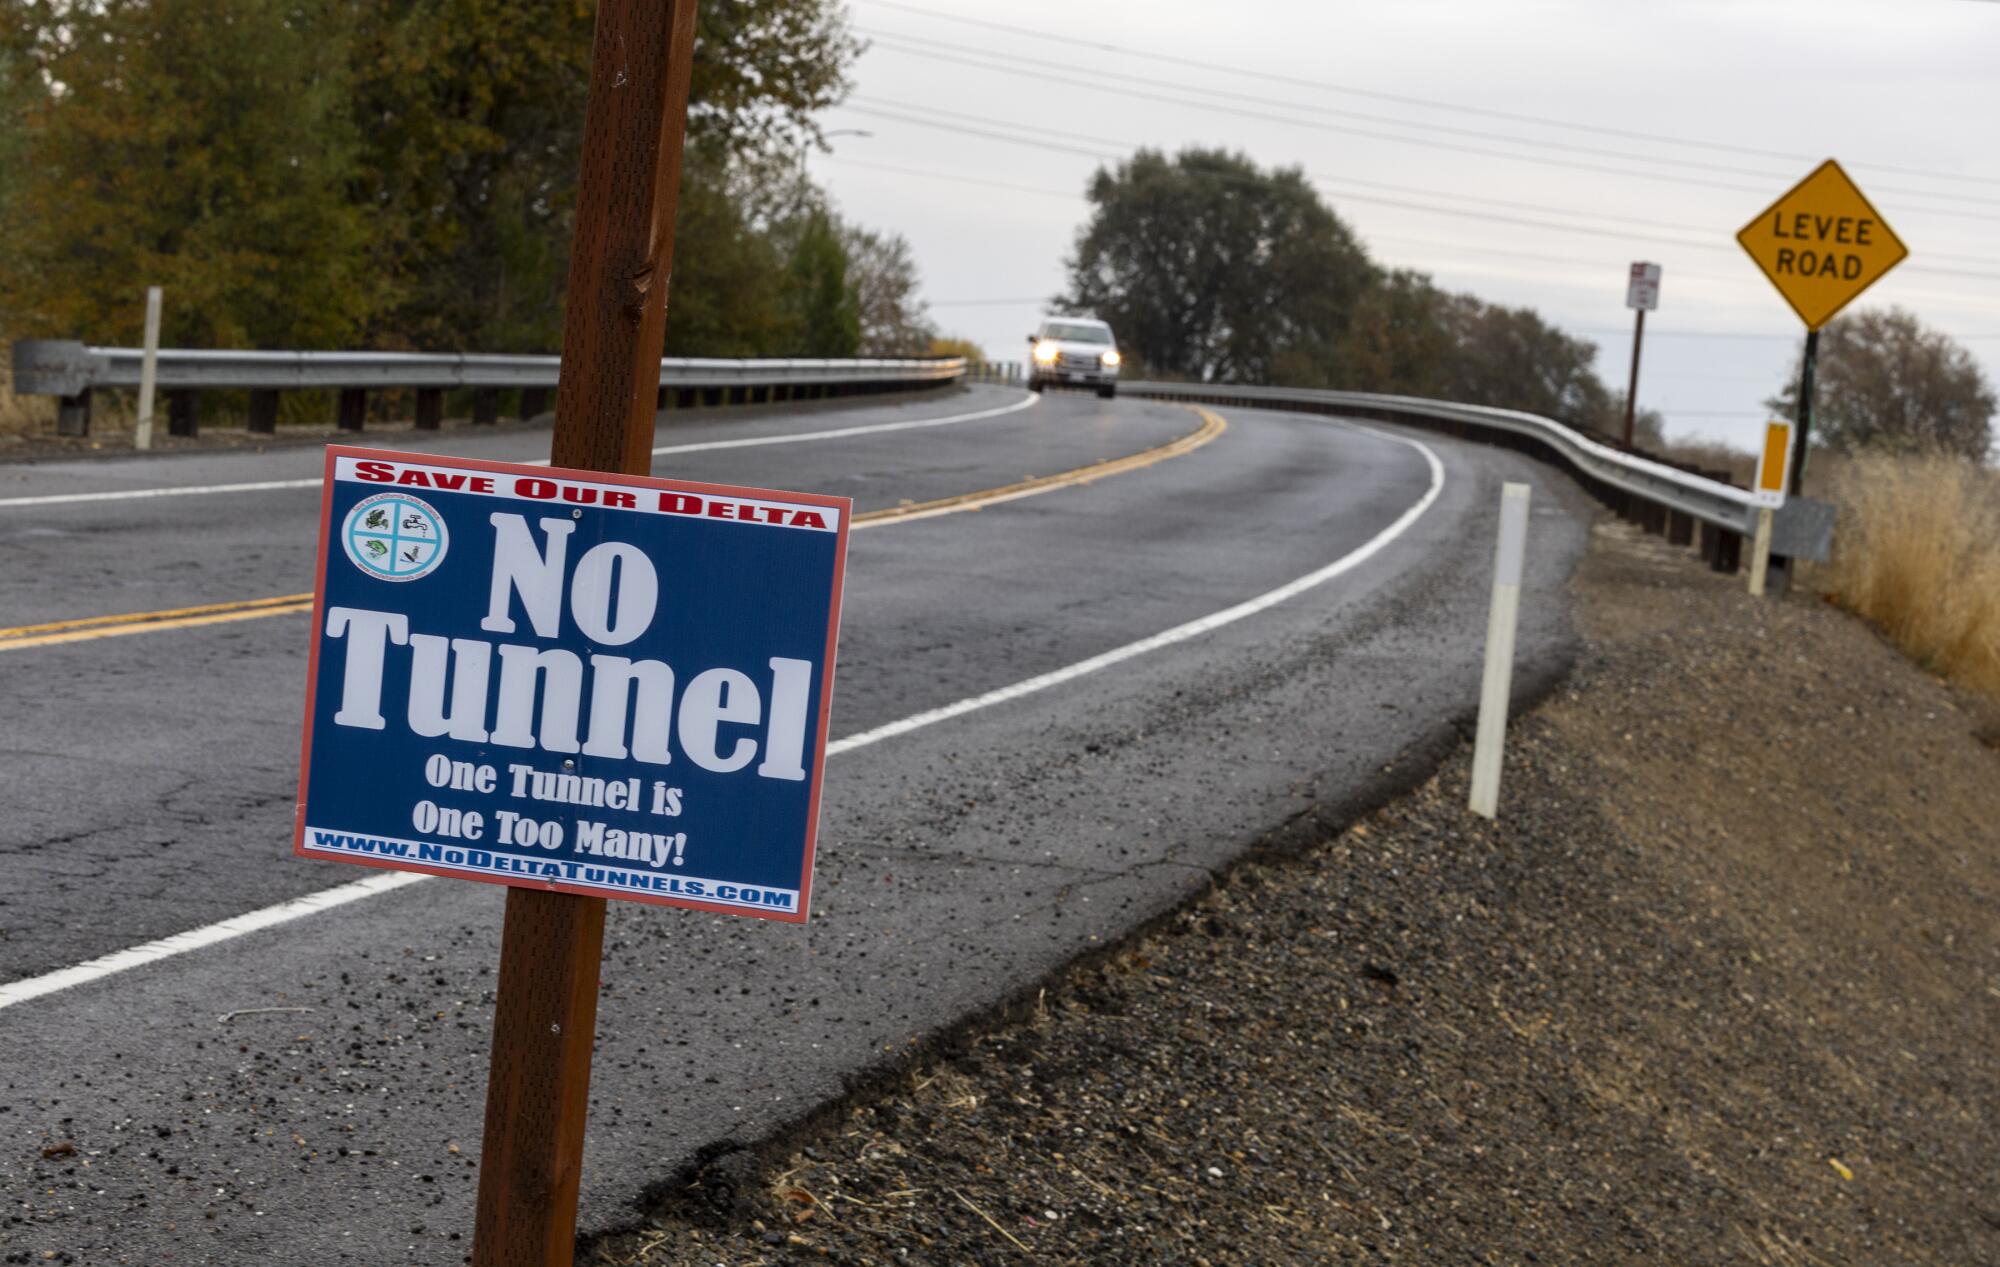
left=1738, top=159, right=1908, bottom=330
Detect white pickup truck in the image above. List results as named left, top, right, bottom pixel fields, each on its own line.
left=1027, top=317, right=1121, bottom=399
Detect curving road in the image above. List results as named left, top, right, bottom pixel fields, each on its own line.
left=0, top=384, right=1591, bottom=1262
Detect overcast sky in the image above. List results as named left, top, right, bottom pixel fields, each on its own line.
left=806, top=0, right=2000, bottom=450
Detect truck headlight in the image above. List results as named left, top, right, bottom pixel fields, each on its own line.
left=1100, top=349, right=1121, bottom=368
left=1033, top=340, right=1060, bottom=365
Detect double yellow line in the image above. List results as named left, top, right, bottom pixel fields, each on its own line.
left=0, top=593, right=318, bottom=651
left=0, top=408, right=1227, bottom=653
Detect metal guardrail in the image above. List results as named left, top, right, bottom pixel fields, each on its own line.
left=10, top=340, right=967, bottom=437
left=1121, top=380, right=1833, bottom=568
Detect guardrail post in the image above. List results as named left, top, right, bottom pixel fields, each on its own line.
left=167, top=389, right=199, bottom=437
left=415, top=388, right=443, bottom=430
left=1666, top=509, right=1693, bottom=546
left=520, top=388, right=549, bottom=421
left=1711, top=529, right=1742, bottom=574
left=473, top=388, right=499, bottom=425
left=55, top=390, right=92, bottom=437
left=337, top=387, right=367, bottom=432
left=248, top=390, right=280, bottom=435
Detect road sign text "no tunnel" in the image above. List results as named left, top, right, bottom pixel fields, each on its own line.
left=293, top=446, right=851, bottom=922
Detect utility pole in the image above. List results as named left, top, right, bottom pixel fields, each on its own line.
left=469, top=1, right=700, bottom=1264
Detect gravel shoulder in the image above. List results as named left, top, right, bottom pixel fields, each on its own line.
left=596, top=518, right=2000, bottom=1267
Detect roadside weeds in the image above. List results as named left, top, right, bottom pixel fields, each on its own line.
left=593, top=518, right=2000, bottom=1267
left=1815, top=450, right=2000, bottom=701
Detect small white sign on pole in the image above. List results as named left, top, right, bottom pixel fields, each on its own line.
left=1626, top=262, right=1662, bottom=312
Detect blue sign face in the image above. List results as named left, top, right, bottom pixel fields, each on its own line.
left=294, top=446, right=851, bottom=922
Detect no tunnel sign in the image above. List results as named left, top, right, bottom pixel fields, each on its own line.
left=1737, top=159, right=1908, bottom=330
left=293, top=445, right=850, bottom=922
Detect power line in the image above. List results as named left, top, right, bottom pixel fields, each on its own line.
left=928, top=296, right=1054, bottom=306
left=838, top=101, right=2000, bottom=287
left=852, top=36, right=2000, bottom=224
left=835, top=102, right=2000, bottom=273
left=861, top=28, right=2000, bottom=213
left=821, top=155, right=1080, bottom=202
left=857, top=0, right=2000, bottom=191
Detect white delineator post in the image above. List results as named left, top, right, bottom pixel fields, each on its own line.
left=1747, top=506, right=1776, bottom=597
left=1469, top=482, right=1531, bottom=819
left=133, top=286, right=163, bottom=451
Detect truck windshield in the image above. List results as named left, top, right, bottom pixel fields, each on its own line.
left=1041, top=323, right=1111, bottom=344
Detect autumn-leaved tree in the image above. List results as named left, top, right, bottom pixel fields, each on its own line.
left=929, top=336, right=986, bottom=362
left=0, top=0, right=385, bottom=348
left=1770, top=307, right=1995, bottom=461
left=0, top=0, right=863, bottom=355
left=346, top=0, right=860, bottom=351
left=1059, top=149, right=1375, bottom=383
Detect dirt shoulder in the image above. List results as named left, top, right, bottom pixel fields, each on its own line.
left=597, top=519, right=2000, bottom=1267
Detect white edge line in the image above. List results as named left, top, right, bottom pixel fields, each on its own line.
left=0, top=871, right=428, bottom=1009
left=828, top=424, right=1444, bottom=755
left=0, top=392, right=1040, bottom=509
left=0, top=418, right=1439, bottom=1010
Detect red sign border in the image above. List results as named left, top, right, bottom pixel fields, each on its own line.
left=291, top=443, right=852, bottom=924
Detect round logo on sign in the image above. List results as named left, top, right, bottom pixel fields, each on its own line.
left=342, top=492, right=448, bottom=582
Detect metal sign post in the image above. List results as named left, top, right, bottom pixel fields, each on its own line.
left=478, top=1, right=699, bottom=1262
left=1791, top=330, right=1819, bottom=496
left=1622, top=263, right=1660, bottom=447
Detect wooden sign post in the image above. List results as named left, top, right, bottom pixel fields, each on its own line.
left=472, top=2, right=701, bottom=1262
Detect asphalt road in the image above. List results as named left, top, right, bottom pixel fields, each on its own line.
left=0, top=384, right=1592, bottom=1263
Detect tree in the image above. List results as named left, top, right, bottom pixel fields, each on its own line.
left=1059, top=148, right=1376, bottom=384
left=1332, top=269, right=1455, bottom=397
left=0, top=0, right=386, bottom=348
left=661, top=153, right=795, bottom=358
left=0, top=35, right=39, bottom=339
left=1436, top=296, right=1613, bottom=426
left=843, top=225, right=934, bottom=356
left=1769, top=307, right=1995, bottom=461
left=1598, top=395, right=1667, bottom=449
left=786, top=211, right=860, bottom=357
left=345, top=0, right=861, bottom=352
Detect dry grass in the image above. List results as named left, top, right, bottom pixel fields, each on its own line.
left=1818, top=451, right=2000, bottom=700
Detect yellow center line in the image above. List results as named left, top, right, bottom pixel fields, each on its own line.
left=1, top=591, right=316, bottom=639
left=0, top=406, right=1227, bottom=653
